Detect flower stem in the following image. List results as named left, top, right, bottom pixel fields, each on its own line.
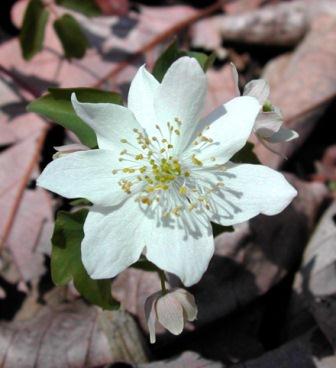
left=158, top=269, right=167, bottom=294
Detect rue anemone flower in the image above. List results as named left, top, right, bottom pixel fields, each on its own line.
left=38, top=57, right=297, bottom=286
left=231, top=63, right=298, bottom=154
left=145, top=288, right=197, bottom=344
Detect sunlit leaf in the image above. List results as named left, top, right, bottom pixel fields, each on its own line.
left=51, top=209, right=119, bottom=310
left=27, top=88, right=123, bottom=148
left=19, top=0, right=49, bottom=60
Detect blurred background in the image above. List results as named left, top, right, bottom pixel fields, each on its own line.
left=0, top=0, right=336, bottom=367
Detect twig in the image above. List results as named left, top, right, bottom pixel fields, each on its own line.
left=0, top=64, right=40, bottom=98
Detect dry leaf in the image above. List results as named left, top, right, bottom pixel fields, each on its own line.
left=0, top=130, right=47, bottom=249
left=95, top=0, right=129, bottom=16
left=192, top=1, right=336, bottom=51
left=312, top=145, right=336, bottom=182
left=138, top=351, right=223, bottom=368
left=294, top=200, right=336, bottom=348
left=223, top=0, right=267, bottom=14
left=4, top=188, right=53, bottom=283
left=0, top=73, right=45, bottom=146
left=255, top=12, right=336, bottom=167
left=204, top=65, right=237, bottom=115
left=0, top=289, right=147, bottom=367
left=233, top=329, right=334, bottom=368
left=8, top=1, right=197, bottom=94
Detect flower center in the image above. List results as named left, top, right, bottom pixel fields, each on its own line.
left=112, top=118, right=190, bottom=198
left=112, top=118, right=223, bottom=217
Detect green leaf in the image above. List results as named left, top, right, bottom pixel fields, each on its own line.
left=55, top=0, right=101, bottom=17
left=19, top=0, right=49, bottom=60
left=152, top=40, right=215, bottom=82
left=69, top=198, right=92, bottom=207
left=27, top=88, right=123, bottom=148
left=231, top=142, right=260, bottom=164
left=131, top=256, right=159, bottom=272
left=211, top=223, right=234, bottom=238
left=53, top=14, right=89, bottom=59
left=51, top=209, right=119, bottom=310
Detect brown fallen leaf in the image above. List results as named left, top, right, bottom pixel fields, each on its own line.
left=9, top=0, right=198, bottom=94
left=294, top=200, right=336, bottom=349
left=4, top=188, right=53, bottom=283
left=255, top=12, right=336, bottom=168
left=204, top=65, right=237, bottom=115
left=223, top=0, right=267, bottom=14
left=233, top=329, right=334, bottom=368
left=192, top=0, right=336, bottom=50
left=112, top=269, right=161, bottom=332
left=95, top=0, right=129, bottom=16
left=0, top=70, right=44, bottom=146
left=138, top=351, right=224, bottom=368
left=312, top=145, right=336, bottom=182
left=0, top=130, right=47, bottom=250
left=0, top=289, right=147, bottom=368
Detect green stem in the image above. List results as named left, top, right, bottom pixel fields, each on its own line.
left=158, top=269, right=168, bottom=294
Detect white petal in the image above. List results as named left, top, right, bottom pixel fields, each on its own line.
left=196, top=163, right=297, bottom=226
left=81, top=199, right=146, bottom=279
left=128, top=65, right=160, bottom=138
left=145, top=212, right=214, bottom=287
left=173, top=289, right=198, bottom=322
left=254, top=111, right=283, bottom=138
left=243, top=79, right=270, bottom=104
left=71, top=93, right=142, bottom=150
left=54, top=143, right=89, bottom=153
left=38, top=150, right=142, bottom=207
left=154, top=56, right=207, bottom=153
left=266, top=126, right=299, bottom=143
left=144, top=292, right=161, bottom=344
left=187, top=96, right=260, bottom=166
left=156, top=293, right=184, bottom=335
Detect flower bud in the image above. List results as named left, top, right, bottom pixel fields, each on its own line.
left=52, top=144, right=89, bottom=159
left=145, top=288, right=197, bottom=343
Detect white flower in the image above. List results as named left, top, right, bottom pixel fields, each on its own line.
left=37, top=57, right=297, bottom=286
left=145, top=288, right=197, bottom=343
left=231, top=63, right=298, bottom=152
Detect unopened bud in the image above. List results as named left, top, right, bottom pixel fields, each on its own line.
left=144, top=288, right=197, bottom=343
left=52, top=144, right=89, bottom=159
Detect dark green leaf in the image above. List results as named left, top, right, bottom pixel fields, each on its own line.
left=131, top=256, right=159, bottom=272
left=55, top=0, right=101, bottom=17
left=211, top=223, right=234, bottom=237
left=152, top=40, right=215, bottom=82
left=69, top=198, right=92, bottom=207
left=53, top=14, right=88, bottom=59
left=27, top=88, right=123, bottom=148
left=19, top=0, right=49, bottom=60
left=51, top=209, right=119, bottom=310
left=231, top=142, right=260, bottom=164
